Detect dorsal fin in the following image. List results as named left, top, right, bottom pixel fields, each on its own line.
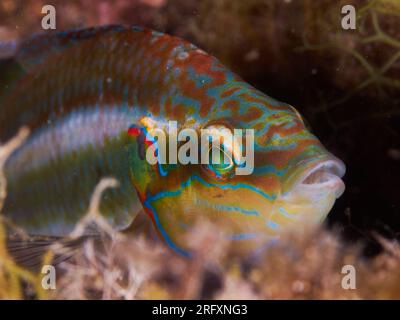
left=0, top=26, right=127, bottom=106
left=14, top=25, right=128, bottom=73
left=0, top=57, right=26, bottom=108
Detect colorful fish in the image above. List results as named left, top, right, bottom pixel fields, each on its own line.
left=0, top=26, right=345, bottom=257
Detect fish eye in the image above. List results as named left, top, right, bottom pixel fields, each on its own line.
left=201, top=123, right=237, bottom=179
left=204, top=145, right=235, bottom=179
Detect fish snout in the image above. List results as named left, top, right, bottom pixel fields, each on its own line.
left=299, top=160, right=345, bottom=199
left=273, top=159, right=346, bottom=228
left=282, top=156, right=345, bottom=197
left=279, top=157, right=346, bottom=221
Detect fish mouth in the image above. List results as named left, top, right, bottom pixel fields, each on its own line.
left=283, top=155, right=346, bottom=199
left=298, top=159, right=345, bottom=198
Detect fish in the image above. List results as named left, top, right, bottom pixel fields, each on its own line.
left=0, top=25, right=345, bottom=259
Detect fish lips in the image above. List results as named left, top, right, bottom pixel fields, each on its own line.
left=282, top=155, right=346, bottom=199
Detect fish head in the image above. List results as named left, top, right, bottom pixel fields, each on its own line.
left=127, top=97, right=345, bottom=257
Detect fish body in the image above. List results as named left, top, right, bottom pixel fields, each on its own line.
left=0, top=26, right=345, bottom=256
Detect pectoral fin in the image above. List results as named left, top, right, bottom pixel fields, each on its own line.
left=6, top=234, right=94, bottom=271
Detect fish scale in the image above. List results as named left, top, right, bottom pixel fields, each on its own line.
left=0, top=25, right=345, bottom=257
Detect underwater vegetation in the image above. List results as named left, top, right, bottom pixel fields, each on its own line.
left=0, top=0, right=399, bottom=299
left=1, top=131, right=400, bottom=299
left=0, top=128, right=47, bottom=299
left=0, top=128, right=400, bottom=299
